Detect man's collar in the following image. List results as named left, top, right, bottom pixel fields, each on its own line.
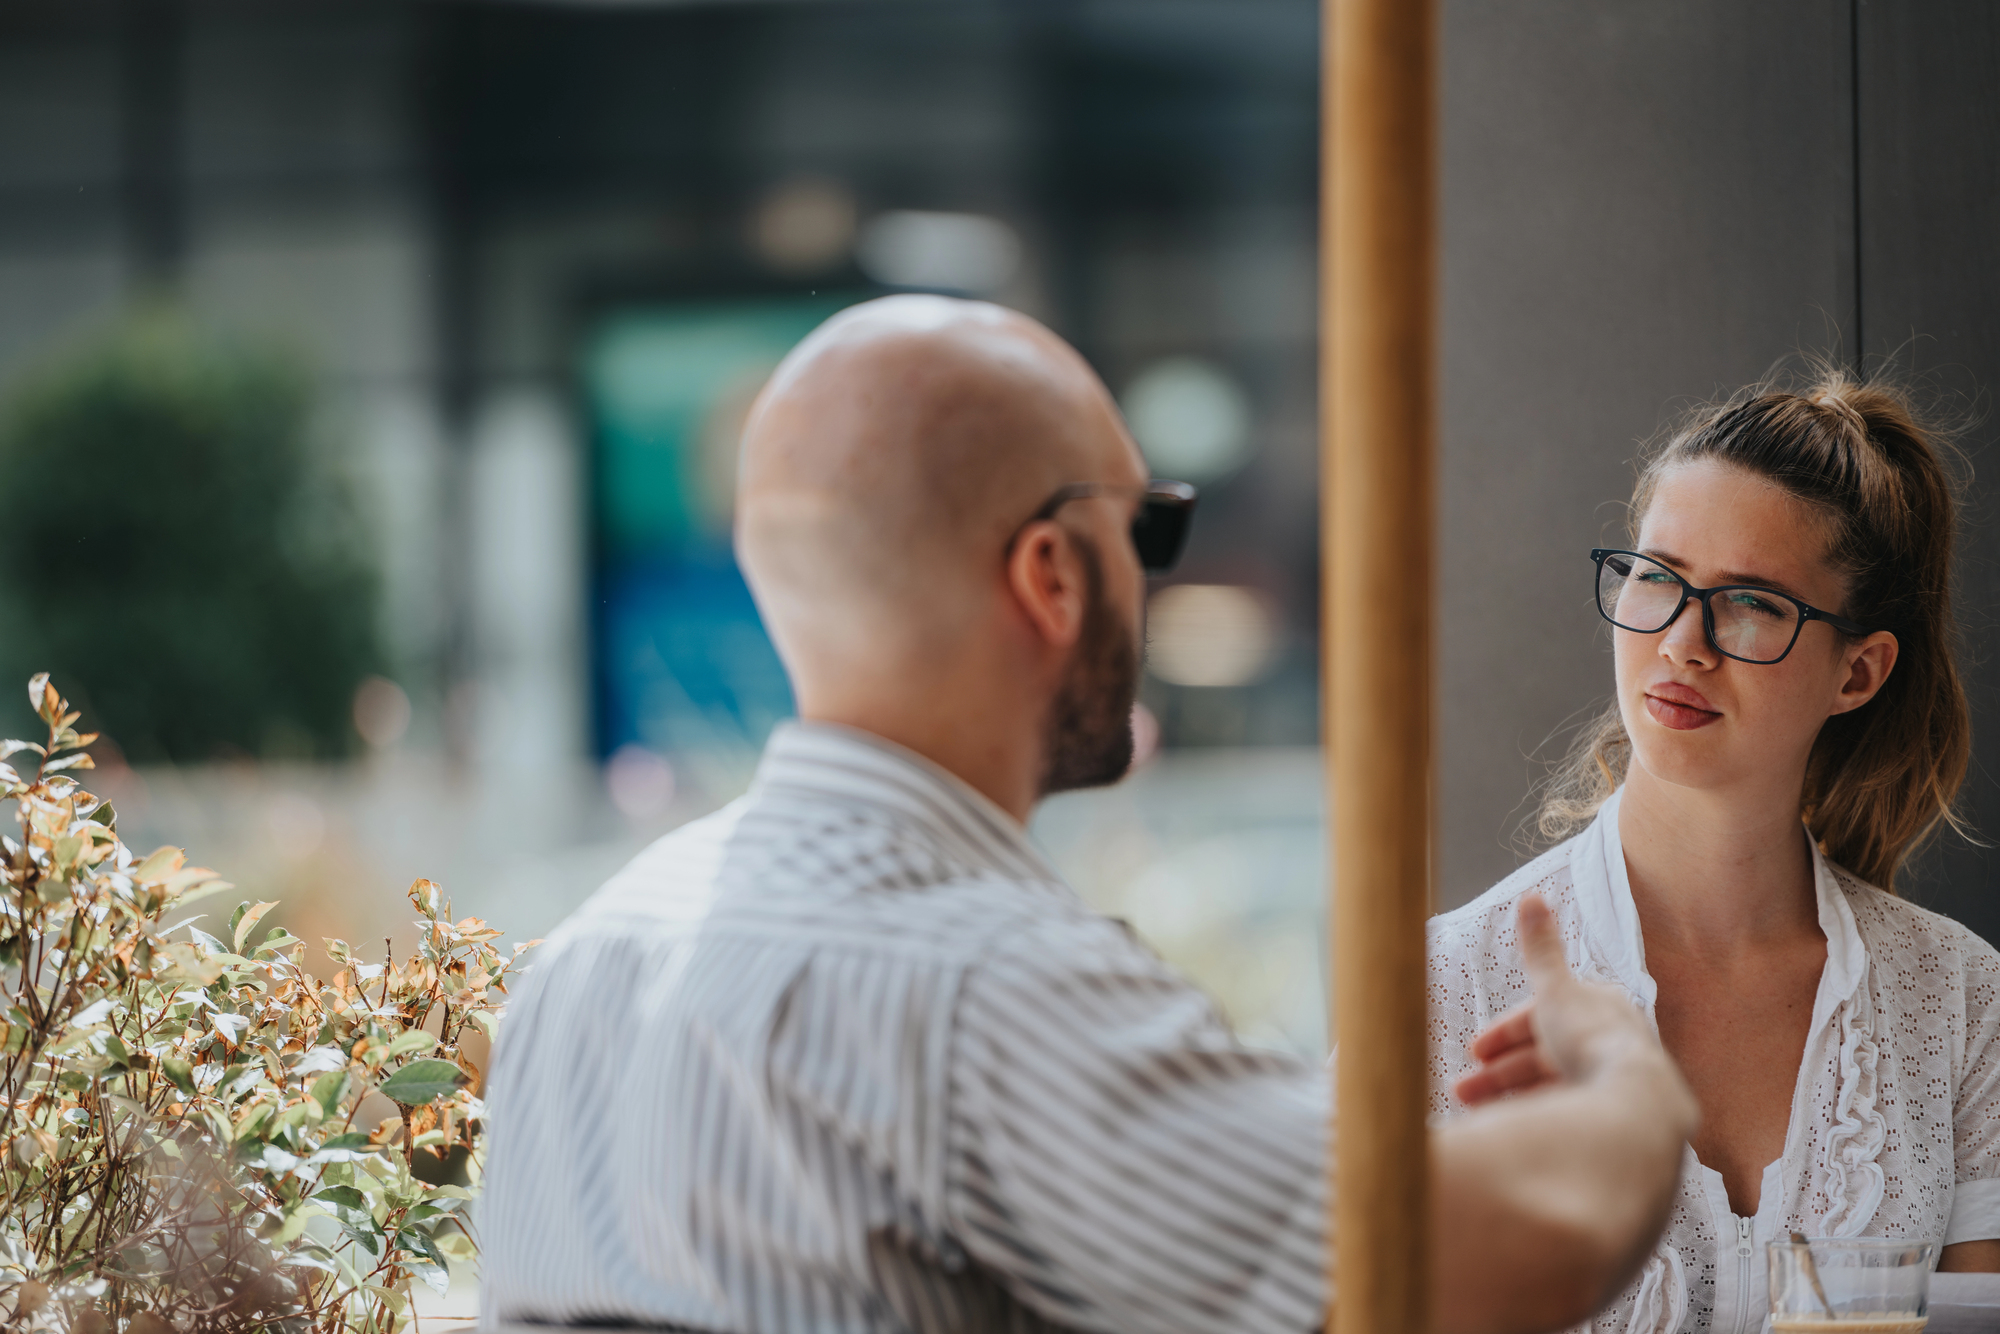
left=752, top=721, right=1061, bottom=883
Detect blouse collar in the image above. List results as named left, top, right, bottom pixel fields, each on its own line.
left=1569, top=789, right=1869, bottom=1022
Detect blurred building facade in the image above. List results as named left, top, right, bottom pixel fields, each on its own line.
left=0, top=0, right=1996, bottom=1055
left=0, top=0, right=1323, bottom=769
left=0, top=0, right=1330, bottom=1049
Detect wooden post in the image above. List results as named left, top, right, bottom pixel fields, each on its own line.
left=1323, top=0, right=1435, bottom=1328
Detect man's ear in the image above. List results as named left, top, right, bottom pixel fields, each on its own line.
left=1006, top=521, right=1089, bottom=650
left=1830, top=630, right=1898, bottom=716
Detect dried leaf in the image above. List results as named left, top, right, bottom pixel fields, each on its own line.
left=131, top=845, right=184, bottom=883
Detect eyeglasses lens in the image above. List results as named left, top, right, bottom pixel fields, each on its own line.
left=1597, top=552, right=1802, bottom=664
left=1707, top=588, right=1803, bottom=663
left=1132, top=497, right=1192, bottom=573
left=1597, top=552, right=1682, bottom=632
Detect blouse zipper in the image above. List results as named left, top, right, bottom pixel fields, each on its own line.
left=1734, top=1214, right=1756, bottom=1334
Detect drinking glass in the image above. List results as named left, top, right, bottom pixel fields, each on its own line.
left=1769, top=1238, right=1935, bottom=1333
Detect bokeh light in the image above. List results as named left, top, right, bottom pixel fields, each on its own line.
left=606, top=743, right=678, bottom=823
left=1145, top=584, right=1279, bottom=688
left=351, top=676, right=412, bottom=750
left=1122, top=356, right=1253, bottom=482
left=856, top=211, right=1022, bottom=293
left=751, top=177, right=859, bottom=274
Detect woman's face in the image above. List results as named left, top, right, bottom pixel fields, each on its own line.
left=1614, top=459, right=1898, bottom=802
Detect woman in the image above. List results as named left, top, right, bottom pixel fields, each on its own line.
left=1430, top=373, right=2000, bottom=1334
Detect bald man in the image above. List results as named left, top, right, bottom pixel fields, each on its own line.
left=479, top=297, right=1697, bottom=1334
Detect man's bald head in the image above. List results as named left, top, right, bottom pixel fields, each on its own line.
left=737, top=295, right=1144, bottom=677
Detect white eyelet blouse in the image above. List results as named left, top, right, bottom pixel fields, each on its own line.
left=1428, top=790, right=2000, bottom=1334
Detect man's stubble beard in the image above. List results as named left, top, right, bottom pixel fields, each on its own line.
left=1038, top=535, right=1141, bottom=796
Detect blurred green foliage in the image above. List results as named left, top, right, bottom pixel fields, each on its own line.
left=0, top=313, right=381, bottom=761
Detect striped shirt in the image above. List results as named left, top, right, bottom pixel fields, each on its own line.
left=479, top=722, right=1327, bottom=1334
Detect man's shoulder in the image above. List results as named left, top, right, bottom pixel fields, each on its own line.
left=548, top=794, right=1096, bottom=967
left=554, top=800, right=751, bottom=935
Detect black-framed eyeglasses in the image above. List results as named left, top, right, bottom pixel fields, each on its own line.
left=1027, top=479, right=1199, bottom=573
left=1591, top=548, right=1871, bottom=665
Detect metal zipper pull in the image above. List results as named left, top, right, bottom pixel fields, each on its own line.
left=1735, top=1216, right=1759, bottom=1334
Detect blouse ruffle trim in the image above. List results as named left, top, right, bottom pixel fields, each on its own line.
left=1820, top=969, right=1888, bottom=1235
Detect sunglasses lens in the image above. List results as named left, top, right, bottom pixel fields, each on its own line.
left=1132, top=497, right=1192, bottom=572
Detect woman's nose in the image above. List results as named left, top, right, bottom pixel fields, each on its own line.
left=1657, top=597, right=1715, bottom=667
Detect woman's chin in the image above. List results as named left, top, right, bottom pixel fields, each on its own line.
left=1628, top=732, right=1740, bottom=794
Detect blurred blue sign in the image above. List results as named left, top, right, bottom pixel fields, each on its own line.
left=583, top=296, right=859, bottom=762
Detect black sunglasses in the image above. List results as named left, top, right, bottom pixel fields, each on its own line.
left=1591, top=548, right=1872, bottom=665
left=1026, top=479, right=1199, bottom=573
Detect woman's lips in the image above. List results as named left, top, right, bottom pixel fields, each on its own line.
left=1644, top=682, right=1721, bottom=731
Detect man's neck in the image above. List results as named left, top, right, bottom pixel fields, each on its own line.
left=797, top=705, right=1042, bottom=825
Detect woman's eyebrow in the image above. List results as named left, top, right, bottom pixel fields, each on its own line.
left=1717, top=570, right=1812, bottom=600
left=1637, top=545, right=1687, bottom=571
left=1638, top=547, right=1811, bottom=600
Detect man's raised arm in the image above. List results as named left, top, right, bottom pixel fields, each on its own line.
left=1429, top=895, right=1698, bottom=1334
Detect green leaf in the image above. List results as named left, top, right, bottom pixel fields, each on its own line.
left=231, top=900, right=280, bottom=954
left=397, top=1226, right=450, bottom=1275
left=319, top=1131, right=372, bottom=1152
left=313, top=1185, right=369, bottom=1210
left=362, top=1283, right=407, bottom=1312
left=310, top=1069, right=349, bottom=1117
left=411, top=1260, right=450, bottom=1298
left=383, top=1030, right=436, bottom=1059
left=376, top=1059, right=467, bottom=1107
left=339, top=1219, right=382, bottom=1256
left=273, top=1203, right=319, bottom=1245
left=433, top=1228, right=476, bottom=1262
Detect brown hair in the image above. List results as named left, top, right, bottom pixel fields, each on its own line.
left=1536, top=370, right=1972, bottom=889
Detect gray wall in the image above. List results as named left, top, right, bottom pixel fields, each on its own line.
left=1434, top=1, right=2000, bottom=939
left=1860, top=1, right=2000, bottom=937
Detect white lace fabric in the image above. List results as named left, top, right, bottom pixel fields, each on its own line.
left=1428, top=791, right=2000, bottom=1334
